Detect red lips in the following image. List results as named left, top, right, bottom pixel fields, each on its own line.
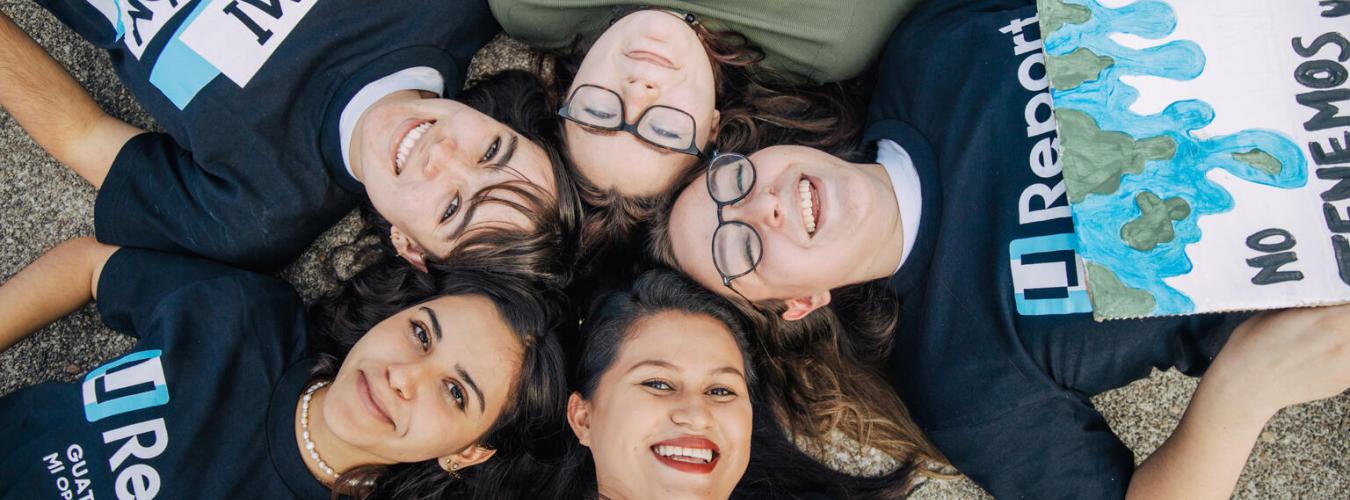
left=650, top=436, right=720, bottom=474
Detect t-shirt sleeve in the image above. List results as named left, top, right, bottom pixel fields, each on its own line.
left=94, top=132, right=335, bottom=272
left=32, top=0, right=123, bottom=48
left=929, top=394, right=1135, bottom=500
left=96, top=247, right=302, bottom=340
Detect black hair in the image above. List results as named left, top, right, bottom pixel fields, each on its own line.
left=542, top=270, right=912, bottom=499
left=306, top=254, right=569, bottom=500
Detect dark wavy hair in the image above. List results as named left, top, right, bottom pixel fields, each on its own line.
left=306, top=255, right=569, bottom=499
left=646, top=209, right=952, bottom=484
left=541, top=269, right=914, bottom=499
left=537, top=7, right=866, bottom=266
left=359, top=69, right=583, bottom=288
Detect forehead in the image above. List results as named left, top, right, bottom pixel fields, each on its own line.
left=420, top=295, right=522, bottom=381
left=565, top=125, right=688, bottom=197
left=616, top=311, right=744, bottom=374
left=668, top=179, right=728, bottom=294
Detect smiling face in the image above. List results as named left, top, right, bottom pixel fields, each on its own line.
left=668, top=146, right=906, bottom=316
left=351, top=91, right=557, bottom=266
left=564, top=10, right=719, bottom=198
left=569, top=311, right=751, bottom=500
left=322, top=294, right=522, bottom=464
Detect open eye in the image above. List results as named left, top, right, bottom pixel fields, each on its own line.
left=641, top=379, right=674, bottom=391
left=440, top=194, right=461, bottom=223
left=410, top=320, right=431, bottom=352
left=707, top=386, right=738, bottom=399
left=480, top=136, right=501, bottom=163
left=446, top=380, right=466, bottom=409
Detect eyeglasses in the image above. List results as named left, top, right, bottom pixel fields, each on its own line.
left=558, top=84, right=705, bottom=157
left=706, top=153, right=763, bottom=298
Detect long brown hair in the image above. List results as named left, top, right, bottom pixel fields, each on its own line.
left=646, top=209, right=953, bottom=480
left=538, top=8, right=866, bottom=264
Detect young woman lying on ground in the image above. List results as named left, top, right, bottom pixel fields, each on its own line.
left=545, top=270, right=926, bottom=499
left=0, top=3, right=579, bottom=279
left=650, top=0, right=1350, bottom=496
left=0, top=238, right=566, bottom=499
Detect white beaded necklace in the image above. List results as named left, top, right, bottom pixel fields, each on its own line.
left=301, top=380, right=339, bottom=479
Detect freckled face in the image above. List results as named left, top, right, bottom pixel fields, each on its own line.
left=564, top=10, right=718, bottom=198
left=323, top=295, right=522, bottom=463
left=352, top=93, right=557, bottom=260
left=668, top=146, right=901, bottom=302
left=575, top=311, right=751, bottom=500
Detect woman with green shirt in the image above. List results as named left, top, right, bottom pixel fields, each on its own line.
left=490, top=1, right=919, bottom=258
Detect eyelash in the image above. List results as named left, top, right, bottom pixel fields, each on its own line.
left=640, top=380, right=740, bottom=399
left=480, top=136, right=501, bottom=163
left=410, top=320, right=431, bottom=352
left=446, top=380, right=465, bottom=410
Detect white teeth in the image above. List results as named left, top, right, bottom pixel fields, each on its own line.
left=395, top=122, right=432, bottom=172
left=799, top=179, right=816, bottom=235
left=653, top=445, right=714, bottom=464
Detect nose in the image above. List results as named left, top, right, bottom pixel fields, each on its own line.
left=420, top=133, right=462, bottom=178
left=669, top=394, right=714, bottom=431
left=723, top=184, right=782, bottom=231
left=621, top=77, right=659, bottom=122
left=386, top=362, right=426, bottom=401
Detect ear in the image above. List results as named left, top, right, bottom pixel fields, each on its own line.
left=706, top=108, right=722, bottom=143
left=389, top=226, right=428, bottom=273
left=566, top=392, right=593, bottom=447
left=779, top=291, right=832, bottom=321
left=440, top=444, right=497, bottom=472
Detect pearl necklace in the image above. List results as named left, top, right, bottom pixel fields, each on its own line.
left=301, top=380, right=339, bottom=479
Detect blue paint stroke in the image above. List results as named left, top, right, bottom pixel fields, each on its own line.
left=1045, top=0, right=1309, bottom=315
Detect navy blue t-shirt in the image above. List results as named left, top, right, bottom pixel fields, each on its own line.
left=0, top=249, right=327, bottom=499
left=36, top=0, right=497, bottom=272
left=870, top=1, right=1253, bottom=497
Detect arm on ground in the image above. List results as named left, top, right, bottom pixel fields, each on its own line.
left=1127, top=303, right=1350, bottom=500
left=0, top=237, right=118, bottom=352
left=0, top=12, right=142, bottom=188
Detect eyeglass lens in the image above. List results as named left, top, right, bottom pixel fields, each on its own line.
left=709, top=154, right=762, bottom=279
left=568, top=86, right=697, bottom=151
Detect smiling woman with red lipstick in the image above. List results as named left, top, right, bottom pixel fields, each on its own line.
left=541, top=271, right=920, bottom=499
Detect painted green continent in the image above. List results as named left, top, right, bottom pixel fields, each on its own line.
left=1049, top=48, right=1114, bottom=90
left=1086, top=262, right=1156, bottom=319
left=1037, top=0, right=1092, bottom=34
left=1057, top=108, right=1177, bottom=203
left=1120, top=191, right=1191, bottom=251
left=1232, top=149, right=1284, bottom=175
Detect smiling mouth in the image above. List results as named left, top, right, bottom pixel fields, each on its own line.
left=357, top=371, right=394, bottom=427
left=394, top=121, right=433, bottom=175
left=798, top=177, right=821, bottom=236
left=651, top=437, right=720, bottom=474
left=625, top=50, right=678, bottom=70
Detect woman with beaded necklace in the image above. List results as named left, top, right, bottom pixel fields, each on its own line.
left=0, top=237, right=567, bottom=499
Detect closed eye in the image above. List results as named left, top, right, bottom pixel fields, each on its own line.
left=584, top=107, right=616, bottom=121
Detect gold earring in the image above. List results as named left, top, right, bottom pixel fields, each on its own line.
left=444, top=457, right=462, bottom=479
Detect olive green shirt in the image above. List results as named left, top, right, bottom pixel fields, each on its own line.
left=488, top=0, right=919, bottom=83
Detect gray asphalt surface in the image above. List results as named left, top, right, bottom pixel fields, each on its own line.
left=0, top=3, right=1344, bottom=498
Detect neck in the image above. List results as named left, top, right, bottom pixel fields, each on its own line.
left=294, top=383, right=382, bottom=485
left=857, top=162, right=907, bottom=282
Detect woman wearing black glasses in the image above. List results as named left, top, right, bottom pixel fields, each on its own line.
left=649, top=0, right=1350, bottom=497
left=490, top=1, right=921, bottom=260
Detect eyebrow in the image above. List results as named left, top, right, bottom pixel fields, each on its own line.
left=420, top=307, right=442, bottom=341
left=626, top=359, right=746, bottom=380
left=458, top=364, right=485, bottom=414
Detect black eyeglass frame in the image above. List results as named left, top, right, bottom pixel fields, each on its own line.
left=557, top=84, right=707, bottom=158
left=706, top=152, right=763, bottom=301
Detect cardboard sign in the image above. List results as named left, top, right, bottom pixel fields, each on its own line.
left=1037, top=0, right=1350, bottom=319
